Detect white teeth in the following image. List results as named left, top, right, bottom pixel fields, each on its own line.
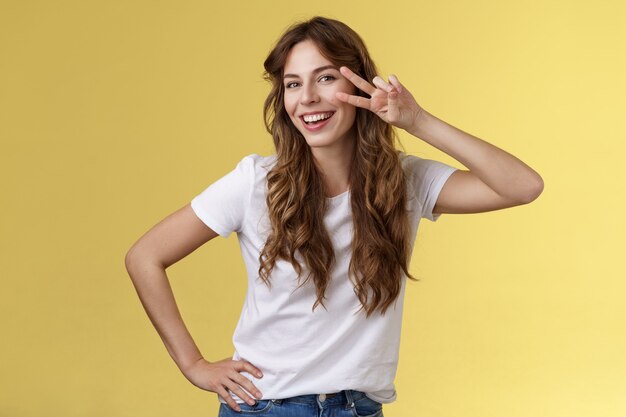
left=303, top=112, right=333, bottom=123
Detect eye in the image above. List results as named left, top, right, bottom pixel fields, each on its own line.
left=285, top=81, right=300, bottom=89
left=319, top=74, right=336, bottom=82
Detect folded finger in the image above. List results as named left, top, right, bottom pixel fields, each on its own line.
left=340, top=66, right=376, bottom=96
left=388, top=74, right=403, bottom=93
left=372, top=76, right=393, bottom=92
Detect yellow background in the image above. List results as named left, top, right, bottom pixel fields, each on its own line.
left=1, top=1, right=624, bottom=416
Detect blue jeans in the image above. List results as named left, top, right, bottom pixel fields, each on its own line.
left=217, top=389, right=384, bottom=417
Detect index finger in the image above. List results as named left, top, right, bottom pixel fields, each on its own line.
left=240, top=360, right=263, bottom=378
left=340, top=66, right=376, bottom=96
left=336, top=91, right=372, bottom=110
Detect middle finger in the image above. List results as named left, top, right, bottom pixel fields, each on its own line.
left=232, top=372, right=263, bottom=400
left=340, top=66, right=377, bottom=96
left=225, top=379, right=257, bottom=406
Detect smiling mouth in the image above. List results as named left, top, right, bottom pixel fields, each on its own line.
left=300, top=112, right=335, bottom=125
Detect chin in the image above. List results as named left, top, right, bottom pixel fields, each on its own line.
left=305, top=134, right=352, bottom=149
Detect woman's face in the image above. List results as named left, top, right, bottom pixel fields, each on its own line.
left=282, top=39, right=357, bottom=152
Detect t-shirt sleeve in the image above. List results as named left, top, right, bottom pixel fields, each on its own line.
left=190, top=155, right=256, bottom=238
left=405, top=155, right=459, bottom=222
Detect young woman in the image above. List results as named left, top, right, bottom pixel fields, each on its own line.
left=125, top=16, right=543, bottom=417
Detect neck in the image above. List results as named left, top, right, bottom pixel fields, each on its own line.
left=310, top=138, right=355, bottom=198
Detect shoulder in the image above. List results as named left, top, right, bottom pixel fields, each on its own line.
left=238, top=153, right=277, bottom=173
left=397, top=150, right=456, bottom=178
left=230, top=153, right=277, bottom=181
left=397, top=151, right=416, bottom=167
left=397, top=151, right=429, bottom=176
left=397, top=151, right=459, bottom=204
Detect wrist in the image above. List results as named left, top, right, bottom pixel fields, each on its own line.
left=179, top=355, right=206, bottom=374
left=407, top=108, right=431, bottom=138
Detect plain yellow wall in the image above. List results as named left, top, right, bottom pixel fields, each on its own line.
left=1, top=1, right=624, bottom=416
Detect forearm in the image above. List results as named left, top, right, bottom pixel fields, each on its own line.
left=408, top=109, right=543, bottom=201
left=125, top=258, right=204, bottom=373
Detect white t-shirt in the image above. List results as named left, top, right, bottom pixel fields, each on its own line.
left=190, top=152, right=457, bottom=404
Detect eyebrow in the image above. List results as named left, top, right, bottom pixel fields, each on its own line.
left=283, top=65, right=339, bottom=79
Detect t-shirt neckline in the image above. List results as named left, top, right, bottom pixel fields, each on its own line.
left=326, top=189, right=350, bottom=202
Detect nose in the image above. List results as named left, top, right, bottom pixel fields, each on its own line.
left=300, top=82, right=319, bottom=104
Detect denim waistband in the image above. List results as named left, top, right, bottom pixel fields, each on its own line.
left=269, top=389, right=367, bottom=406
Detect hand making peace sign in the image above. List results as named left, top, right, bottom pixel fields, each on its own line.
left=335, top=66, right=425, bottom=133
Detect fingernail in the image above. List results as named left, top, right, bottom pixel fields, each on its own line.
left=256, top=391, right=262, bottom=398
left=257, top=371, right=263, bottom=377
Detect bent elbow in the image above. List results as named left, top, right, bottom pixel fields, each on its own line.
left=520, top=176, right=544, bottom=204
left=124, top=249, right=137, bottom=273
left=124, top=244, right=145, bottom=274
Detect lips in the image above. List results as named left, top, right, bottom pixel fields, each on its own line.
left=300, top=111, right=335, bottom=124
left=298, top=111, right=335, bottom=132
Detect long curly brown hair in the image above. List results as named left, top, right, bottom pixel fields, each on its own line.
left=259, top=16, right=417, bottom=317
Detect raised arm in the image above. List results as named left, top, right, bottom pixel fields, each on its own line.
left=336, top=66, right=544, bottom=214
left=124, top=203, right=263, bottom=411
left=408, top=109, right=544, bottom=215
